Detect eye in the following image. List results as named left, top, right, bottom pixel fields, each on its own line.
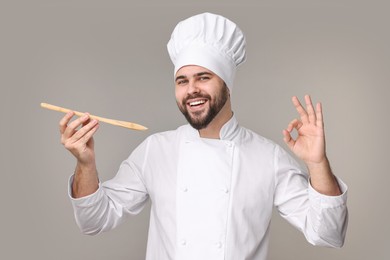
left=199, top=76, right=210, bottom=81
left=176, top=79, right=188, bottom=85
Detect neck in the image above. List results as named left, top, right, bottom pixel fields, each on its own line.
left=199, top=99, right=233, bottom=139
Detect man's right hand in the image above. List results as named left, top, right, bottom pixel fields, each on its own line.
left=59, top=111, right=100, bottom=198
left=60, top=111, right=99, bottom=164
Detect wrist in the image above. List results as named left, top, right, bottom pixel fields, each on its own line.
left=306, top=157, right=342, bottom=196
left=76, top=157, right=96, bottom=170
left=306, top=156, right=330, bottom=173
left=73, top=161, right=99, bottom=198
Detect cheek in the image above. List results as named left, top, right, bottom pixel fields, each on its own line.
left=175, top=88, right=184, bottom=103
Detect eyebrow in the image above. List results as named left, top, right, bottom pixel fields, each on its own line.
left=175, top=75, right=187, bottom=82
left=175, top=71, right=213, bottom=82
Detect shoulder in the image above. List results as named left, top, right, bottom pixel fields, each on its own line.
left=236, top=125, right=293, bottom=160
left=129, top=125, right=186, bottom=160
left=237, top=126, right=303, bottom=169
left=137, top=124, right=192, bottom=152
left=146, top=124, right=188, bottom=143
left=238, top=126, right=279, bottom=148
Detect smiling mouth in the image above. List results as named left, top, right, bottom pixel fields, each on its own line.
left=188, top=99, right=206, bottom=107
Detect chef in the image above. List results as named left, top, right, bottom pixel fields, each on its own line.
left=60, top=12, right=348, bottom=260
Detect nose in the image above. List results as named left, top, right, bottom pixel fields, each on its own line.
left=187, top=80, right=200, bottom=94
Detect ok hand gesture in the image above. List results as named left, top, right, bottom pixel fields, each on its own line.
left=283, top=95, right=341, bottom=195
left=283, top=95, right=326, bottom=167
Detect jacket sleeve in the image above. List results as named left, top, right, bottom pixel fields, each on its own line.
left=67, top=138, right=151, bottom=235
left=273, top=145, right=348, bottom=248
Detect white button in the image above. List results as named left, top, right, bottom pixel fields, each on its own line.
left=180, top=239, right=187, bottom=246
left=222, top=188, right=229, bottom=194
left=215, top=242, right=223, bottom=248
left=182, top=187, right=188, bottom=192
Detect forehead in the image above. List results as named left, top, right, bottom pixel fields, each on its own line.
left=175, top=65, right=214, bottom=78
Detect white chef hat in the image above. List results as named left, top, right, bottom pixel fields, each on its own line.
left=167, top=12, right=246, bottom=91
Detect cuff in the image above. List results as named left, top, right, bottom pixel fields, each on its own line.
left=67, top=174, right=104, bottom=208
left=308, top=176, right=348, bottom=209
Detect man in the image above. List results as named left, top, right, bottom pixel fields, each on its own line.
left=60, top=13, right=348, bottom=260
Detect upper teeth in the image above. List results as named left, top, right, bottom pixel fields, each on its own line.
left=190, top=100, right=205, bottom=106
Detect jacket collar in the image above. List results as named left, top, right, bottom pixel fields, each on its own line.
left=185, top=114, right=240, bottom=141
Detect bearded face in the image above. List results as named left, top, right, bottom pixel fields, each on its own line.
left=177, top=84, right=229, bottom=130
left=175, top=65, right=230, bottom=130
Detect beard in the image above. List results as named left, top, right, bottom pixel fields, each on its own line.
left=177, top=85, right=229, bottom=130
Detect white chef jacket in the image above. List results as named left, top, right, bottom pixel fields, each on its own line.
left=68, top=115, right=348, bottom=260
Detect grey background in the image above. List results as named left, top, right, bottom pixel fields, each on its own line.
left=1, top=0, right=389, bottom=259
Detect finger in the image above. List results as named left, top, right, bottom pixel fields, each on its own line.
left=62, top=113, right=91, bottom=140
left=59, top=111, right=75, bottom=134
left=292, top=96, right=309, bottom=124
left=304, top=94, right=316, bottom=124
left=81, top=113, right=93, bottom=127
left=63, top=119, right=99, bottom=151
left=80, top=121, right=99, bottom=145
left=316, top=102, right=324, bottom=129
left=282, top=129, right=295, bottom=150
left=69, top=119, right=99, bottom=144
left=286, top=118, right=303, bottom=133
left=68, top=121, right=99, bottom=150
